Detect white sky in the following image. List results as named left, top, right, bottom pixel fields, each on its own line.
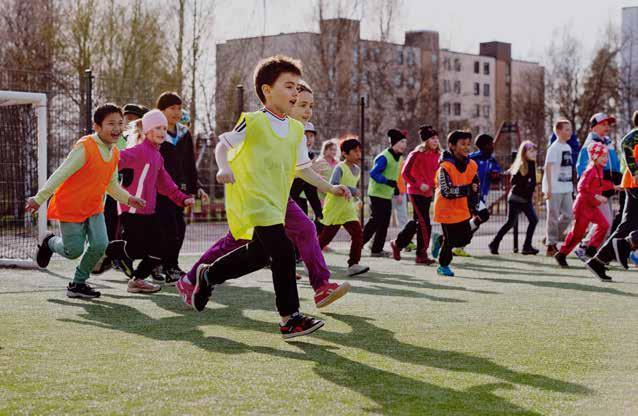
left=213, top=0, right=638, bottom=65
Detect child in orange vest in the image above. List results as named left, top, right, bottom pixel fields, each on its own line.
left=432, top=131, right=480, bottom=276
left=26, top=104, right=145, bottom=299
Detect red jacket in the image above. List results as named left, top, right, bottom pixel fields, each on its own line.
left=575, top=164, right=614, bottom=211
left=402, top=145, right=440, bottom=197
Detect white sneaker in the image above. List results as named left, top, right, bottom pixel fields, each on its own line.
left=574, top=248, right=589, bottom=262
left=347, top=264, right=369, bottom=276
left=127, top=278, right=161, bottom=294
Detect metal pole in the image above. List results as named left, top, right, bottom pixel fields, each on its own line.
left=84, top=69, right=93, bottom=134
left=236, top=84, right=244, bottom=122
left=359, top=96, right=365, bottom=225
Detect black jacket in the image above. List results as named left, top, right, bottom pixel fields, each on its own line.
left=509, top=162, right=536, bottom=202
left=159, top=125, right=199, bottom=194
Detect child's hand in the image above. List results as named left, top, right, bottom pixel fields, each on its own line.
left=25, top=197, right=40, bottom=214
left=216, top=167, right=235, bottom=184
left=197, top=188, right=209, bottom=204
left=544, top=192, right=552, bottom=201
left=419, top=183, right=429, bottom=192
left=472, top=183, right=479, bottom=193
left=331, top=185, right=351, bottom=200
left=183, top=197, right=195, bottom=207
left=595, top=194, right=608, bottom=204
left=128, top=196, right=146, bottom=209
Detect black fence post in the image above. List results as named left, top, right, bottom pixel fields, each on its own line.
left=236, top=84, right=244, bottom=122
left=84, top=69, right=93, bottom=134
left=359, top=96, right=365, bottom=225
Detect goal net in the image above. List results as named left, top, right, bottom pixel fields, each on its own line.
left=0, top=91, right=47, bottom=267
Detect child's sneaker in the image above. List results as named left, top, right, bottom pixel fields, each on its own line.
left=437, top=265, right=454, bottom=277
left=613, top=238, right=631, bottom=270
left=164, top=267, right=184, bottom=286
left=127, top=278, right=161, bottom=294
left=405, top=242, right=417, bottom=252
left=488, top=241, right=499, bottom=255
left=545, top=244, right=558, bottom=257
left=585, top=258, right=612, bottom=282
left=390, top=240, right=401, bottom=261
left=452, top=248, right=471, bottom=257
left=630, top=251, right=638, bottom=267
left=574, top=248, right=588, bottom=262
left=150, top=266, right=165, bottom=283
left=105, top=240, right=134, bottom=278
left=66, top=282, right=101, bottom=299
left=192, top=263, right=215, bottom=312
left=279, top=312, right=324, bottom=340
left=431, top=233, right=442, bottom=258
left=554, top=252, right=569, bottom=268
left=415, top=254, right=435, bottom=265
left=314, top=282, right=351, bottom=308
left=92, top=255, right=112, bottom=275
left=176, top=276, right=195, bottom=306
left=521, top=246, right=539, bottom=255
left=36, top=233, right=55, bottom=268
left=369, top=250, right=391, bottom=258
left=347, top=264, right=369, bottom=276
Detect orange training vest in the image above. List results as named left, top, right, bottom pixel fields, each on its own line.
left=47, top=136, right=120, bottom=223
left=621, top=144, right=638, bottom=189
left=433, top=159, right=478, bottom=224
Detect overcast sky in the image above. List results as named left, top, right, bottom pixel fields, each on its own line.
left=213, top=0, right=638, bottom=65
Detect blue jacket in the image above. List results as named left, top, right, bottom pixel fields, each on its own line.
left=469, top=150, right=501, bottom=200
left=549, top=132, right=580, bottom=166
left=576, top=132, right=622, bottom=183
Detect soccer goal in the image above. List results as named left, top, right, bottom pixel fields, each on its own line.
left=0, top=91, right=47, bottom=268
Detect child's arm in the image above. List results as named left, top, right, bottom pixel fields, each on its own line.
left=544, top=163, right=553, bottom=199
left=401, top=152, right=425, bottom=192
left=106, top=170, right=145, bottom=209
left=297, top=167, right=351, bottom=199
left=215, top=141, right=235, bottom=184
left=437, top=166, right=470, bottom=199
left=29, top=145, right=86, bottom=209
left=157, top=164, right=194, bottom=207
left=369, top=155, right=396, bottom=187
left=329, top=165, right=359, bottom=197
left=576, top=168, right=602, bottom=207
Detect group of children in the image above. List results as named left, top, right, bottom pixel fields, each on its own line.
left=27, top=52, right=638, bottom=341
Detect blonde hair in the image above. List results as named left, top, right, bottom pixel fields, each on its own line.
left=125, top=119, right=144, bottom=148
left=509, top=140, right=537, bottom=176
left=320, top=139, right=339, bottom=159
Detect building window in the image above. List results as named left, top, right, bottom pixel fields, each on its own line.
left=362, top=71, right=369, bottom=84
left=360, top=46, right=366, bottom=61
left=373, top=47, right=380, bottom=61
left=407, top=75, right=416, bottom=88
left=443, top=79, right=451, bottom=93
left=394, top=73, right=403, bottom=87
left=396, top=49, right=403, bottom=65
left=484, top=62, right=490, bottom=75
left=328, top=67, right=335, bottom=81
left=443, top=102, right=451, bottom=115
left=353, top=47, right=359, bottom=63
left=407, top=50, right=416, bottom=66
left=483, top=105, right=490, bottom=118
left=474, top=61, right=480, bottom=74
left=454, top=58, right=461, bottom=72
left=483, top=84, right=490, bottom=97
left=474, top=82, right=480, bottom=96
left=454, top=102, right=461, bottom=116
left=453, top=80, right=461, bottom=94
left=396, top=97, right=404, bottom=110
left=431, top=54, right=438, bottom=63
left=474, top=104, right=481, bottom=117
left=443, top=57, right=451, bottom=71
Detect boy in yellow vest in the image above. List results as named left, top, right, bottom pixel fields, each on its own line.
left=363, top=129, right=407, bottom=256
left=25, top=104, right=146, bottom=299
left=318, top=137, right=370, bottom=276
left=191, top=55, right=349, bottom=339
left=432, top=131, right=480, bottom=277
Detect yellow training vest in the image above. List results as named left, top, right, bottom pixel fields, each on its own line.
left=321, top=162, right=360, bottom=226
left=225, top=111, right=303, bottom=240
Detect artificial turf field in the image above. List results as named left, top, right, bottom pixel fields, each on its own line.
left=1, top=250, right=637, bottom=415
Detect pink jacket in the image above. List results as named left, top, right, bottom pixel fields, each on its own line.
left=118, top=139, right=189, bottom=215
left=401, top=145, right=440, bottom=197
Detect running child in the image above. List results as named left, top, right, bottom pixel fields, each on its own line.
left=555, top=142, right=613, bottom=268
left=432, top=131, right=480, bottom=277
left=26, top=104, right=145, bottom=299
left=187, top=55, right=350, bottom=339
left=489, top=141, right=539, bottom=255
left=318, top=137, right=370, bottom=276
left=106, top=110, right=194, bottom=293
left=177, top=79, right=352, bottom=310
left=390, top=125, right=440, bottom=265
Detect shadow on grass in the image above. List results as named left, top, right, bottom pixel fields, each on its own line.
left=47, top=283, right=591, bottom=414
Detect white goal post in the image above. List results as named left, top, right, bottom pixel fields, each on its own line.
left=0, top=90, right=47, bottom=267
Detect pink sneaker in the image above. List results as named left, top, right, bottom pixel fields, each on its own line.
left=127, top=278, right=161, bottom=294
left=314, top=282, right=351, bottom=308
left=176, top=276, right=195, bottom=306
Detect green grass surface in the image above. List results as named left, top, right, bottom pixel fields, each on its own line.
left=1, top=252, right=637, bottom=415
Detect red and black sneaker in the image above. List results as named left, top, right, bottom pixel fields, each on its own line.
left=279, top=312, right=324, bottom=340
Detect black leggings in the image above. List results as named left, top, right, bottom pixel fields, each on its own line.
left=439, top=221, right=472, bottom=267
left=205, top=224, right=299, bottom=317
left=156, top=195, right=186, bottom=269
left=120, top=213, right=164, bottom=279
left=597, top=189, right=638, bottom=263
left=492, top=201, right=538, bottom=249
left=363, top=196, right=393, bottom=253
left=395, top=194, right=432, bottom=256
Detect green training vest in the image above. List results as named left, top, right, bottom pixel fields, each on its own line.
left=367, top=149, right=400, bottom=200
left=321, top=162, right=360, bottom=226
left=225, top=111, right=303, bottom=240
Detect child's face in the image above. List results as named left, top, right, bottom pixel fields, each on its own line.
left=263, top=72, right=300, bottom=115
left=146, top=125, right=167, bottom=145
left=305, top=131, right=316, bottom=148
left=557, top=124, right=572, bottom=140
left=289, top=90, right=313, bottom=124
left=94, top=112, right=124, bottom=144
left=596, top=153, right=608, bottom=166
left=325, top=144, right=337, bottom=159
left=163, top=105, right=182, bottom=126
left=393, top=138, right=407, bottom=154
left=124, top=113, right=140, bottom=126
left=592, top=121, right=610, bottom=138
left=451, top=138, right=472, bottom=158
left=479, top=140, right=494, bottom=156
left=426, top=136, right=439, bottom=150
left=345, top=147, right=361, bottom=163
left=527, top=148, right=538, bottom=161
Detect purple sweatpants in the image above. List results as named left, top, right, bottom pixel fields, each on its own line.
left=187, top=198, right=330, bottom=291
